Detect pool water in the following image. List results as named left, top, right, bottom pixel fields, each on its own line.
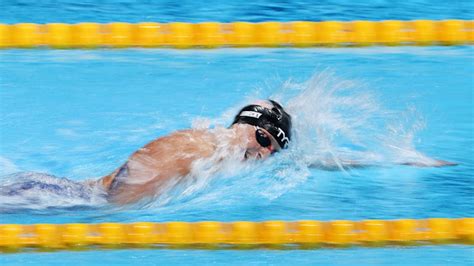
left=1, top=0, right=473, bottom=23
left=1, top=46, right=473, bottom=265
left=1, top=1, right=474, bottom=266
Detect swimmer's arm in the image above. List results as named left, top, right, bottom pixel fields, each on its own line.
left=307, top=159, right=374, bottom=170
left=308, top=159, right=457, bottom=170
left=399, top=160, right=458, bottom=167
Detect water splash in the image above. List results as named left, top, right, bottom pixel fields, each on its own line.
left=279, top=71, right=438, bottom=168
left=180, top=70, right=440, bottom=203
left=0, top=172, right=107, bottom=212
left=0, top=71, right=440, bottom=211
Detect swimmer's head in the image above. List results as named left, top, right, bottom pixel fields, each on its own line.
left=232, top=99, right=292, bottom=151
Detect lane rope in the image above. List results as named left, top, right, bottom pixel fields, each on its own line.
left=0, top=20, right=472, bottom=48
left=1, top=218, right=472, bottom=251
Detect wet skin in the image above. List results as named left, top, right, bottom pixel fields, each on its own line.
left=99, top=124, right=277, bottom=204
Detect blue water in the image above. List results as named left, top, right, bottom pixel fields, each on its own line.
left=1, top=0, right=473, bottom=23
left=1, top=1, right=474, bottom=266
left=1, top=47, right=473, bottom=265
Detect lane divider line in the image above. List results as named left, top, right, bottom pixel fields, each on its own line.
left=0, top=20, right=472, bottom=48
left=0, top=218, right=472, bottom=251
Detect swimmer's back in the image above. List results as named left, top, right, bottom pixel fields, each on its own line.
left=100, top=129, right=218, bottom=204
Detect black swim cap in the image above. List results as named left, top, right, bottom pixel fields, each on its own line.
left=232, top=100, right=292, bottom=149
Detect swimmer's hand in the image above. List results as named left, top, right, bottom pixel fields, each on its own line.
left=308, top=159, right=457, bottom=170
left=307, top=159, right=375, bottom=170
left=400, top=160, right=458, bottom=167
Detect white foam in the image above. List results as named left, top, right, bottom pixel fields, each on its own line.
left=0, top=172, right=108, bottom=211
left=169, top=70, right=442, bottom=204
left=0, top=71, right=442, bottom=210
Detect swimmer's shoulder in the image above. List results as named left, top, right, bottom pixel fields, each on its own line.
left=136, top=129, right=217, bottom=154
left=170, top=128, right=218, bottom=142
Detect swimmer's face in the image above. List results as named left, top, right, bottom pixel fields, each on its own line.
left=244, top=127, right=280, bottom=160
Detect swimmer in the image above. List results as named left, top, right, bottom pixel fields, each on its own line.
left=1, top=99, right=455, bottom=207
left=90, top=98, right=456, bottom=204
left=98, top=99, right=292, bottom=204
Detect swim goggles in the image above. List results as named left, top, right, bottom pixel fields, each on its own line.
left=255, top=127, right=275, bottom=153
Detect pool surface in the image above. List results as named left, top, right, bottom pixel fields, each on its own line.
left=1, top=0, right=473, bottom=23
left=1, top=1, right=473, bottom=265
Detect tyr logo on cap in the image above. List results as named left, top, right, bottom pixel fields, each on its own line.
left=276, top=127, right=289, bottom=147
left=240, top=111, right=262, bottom=119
